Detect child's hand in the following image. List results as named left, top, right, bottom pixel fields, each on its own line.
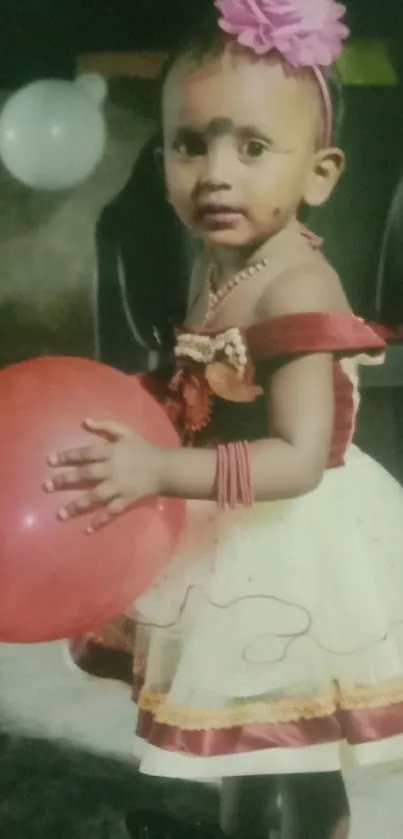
left=44, top=419, right=164, bottom=532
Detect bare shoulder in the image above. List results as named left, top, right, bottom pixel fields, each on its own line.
left=256, top=251, right=351, bottom=319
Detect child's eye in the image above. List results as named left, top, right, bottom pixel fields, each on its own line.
left=173, top=135, right=206, bottom=158
left=241, top=139, right=268, bottom=160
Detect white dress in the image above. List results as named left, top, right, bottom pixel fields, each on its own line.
left=69, top=304, right=403, bottom=780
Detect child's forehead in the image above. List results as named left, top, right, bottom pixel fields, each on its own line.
left=163, top=50, right=317, bottom=135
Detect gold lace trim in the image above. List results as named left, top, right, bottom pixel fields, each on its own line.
left=138, top=689, right=337, bottom=731
left=339, top=682, right=403, bottom=711
left=138, top=680, right=403, bottom=731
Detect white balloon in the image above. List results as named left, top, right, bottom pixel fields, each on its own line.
left=76, top=73, right=108, bottom=106
left=0, top=76, right=107, bottom=191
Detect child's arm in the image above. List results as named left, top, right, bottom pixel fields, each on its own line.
left=47, top=270, right=343, bottom=526
left=159, top=349, right=334, bottom=500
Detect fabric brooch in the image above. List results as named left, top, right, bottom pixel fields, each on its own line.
left=164, top=328, right=263, bottom=435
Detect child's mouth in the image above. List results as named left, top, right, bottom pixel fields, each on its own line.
left=196, top=203, right=245, bottom=228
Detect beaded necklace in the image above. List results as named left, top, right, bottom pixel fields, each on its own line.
left=202, top=258, right=269, bottom=328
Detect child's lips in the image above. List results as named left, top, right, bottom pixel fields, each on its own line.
left=195, top=203, right=246, bottom=227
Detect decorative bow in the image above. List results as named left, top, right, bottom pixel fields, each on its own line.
left=165, top=328, right=263, bottom=434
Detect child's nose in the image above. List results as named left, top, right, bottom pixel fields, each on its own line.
left=201, top=141, right=235, bottom=189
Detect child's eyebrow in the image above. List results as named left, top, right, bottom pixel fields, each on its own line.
left=174, top=119, right=273, bottom=143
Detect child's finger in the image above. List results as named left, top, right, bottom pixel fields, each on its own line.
left=48, top=442, right=110, bottom=467
left=44, top=462, right=109, bottom=493
left=84, top=419, right=134, bottom=439
left=57, top=481, right=117, bottom=521
left=86, top=497, right=128, bottom=534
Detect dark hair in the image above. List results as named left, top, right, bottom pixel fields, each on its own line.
left=159, top=5, right=345, bottom=145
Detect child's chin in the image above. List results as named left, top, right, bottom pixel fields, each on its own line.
left=202, top=227, right=254, bottom=248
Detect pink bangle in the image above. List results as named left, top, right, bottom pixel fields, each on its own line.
left=237, top=441, right=248, bottom=506
left=217, top=444, right=228, bottom=510
left=229, top=443, right=237, bottom=509
left=239, top=441, right=253, bottom=506
left=216, top=442, right=253, bottom=509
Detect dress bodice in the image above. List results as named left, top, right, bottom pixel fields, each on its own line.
left=145, top=312, right=385, bottom=469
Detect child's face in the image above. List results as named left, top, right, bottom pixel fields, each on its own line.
left=163, top=48, right=338, bottom=252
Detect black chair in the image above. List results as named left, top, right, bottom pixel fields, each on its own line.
left=354, top=165, right=403, bottom=478
left=375, top=168, right=403, bottom=326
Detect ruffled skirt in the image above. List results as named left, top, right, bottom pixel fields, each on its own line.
left=70, top=446, right=403, bottom=780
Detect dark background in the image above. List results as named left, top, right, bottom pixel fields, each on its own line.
left=0, top=0, right=401, bottom=89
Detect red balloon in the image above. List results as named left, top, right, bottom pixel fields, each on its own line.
left=0, top=357, right=185, bottom=643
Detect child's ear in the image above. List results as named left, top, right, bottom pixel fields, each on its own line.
left=304, top=147, right=345, bottom=207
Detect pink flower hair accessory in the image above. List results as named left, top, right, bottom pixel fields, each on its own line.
left=214, top=0, right=349, bottom=145
left=214, top=0, right=348, bottom=67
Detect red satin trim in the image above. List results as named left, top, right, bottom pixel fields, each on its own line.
left=328, top=363, right=354, bottom=469
left=339, top=701, right=403, bottom=745
left=246, top=313, right=386, bottom=363
left=136, top=702, right=403, bottom=758
left=137, top=710, right=341, bottom=756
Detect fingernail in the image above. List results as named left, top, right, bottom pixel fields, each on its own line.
left=58, top=508, right=69, bottom=521
left=86, top=525, right=94, bottom=535
left=85, top=418, right=95, bottom=427
left=48, top=454, right=58, bottom=466
left=43, top=480, right=54, bottom=493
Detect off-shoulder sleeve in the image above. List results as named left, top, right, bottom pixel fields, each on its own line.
left=246, top=312, right=386, bottom=363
